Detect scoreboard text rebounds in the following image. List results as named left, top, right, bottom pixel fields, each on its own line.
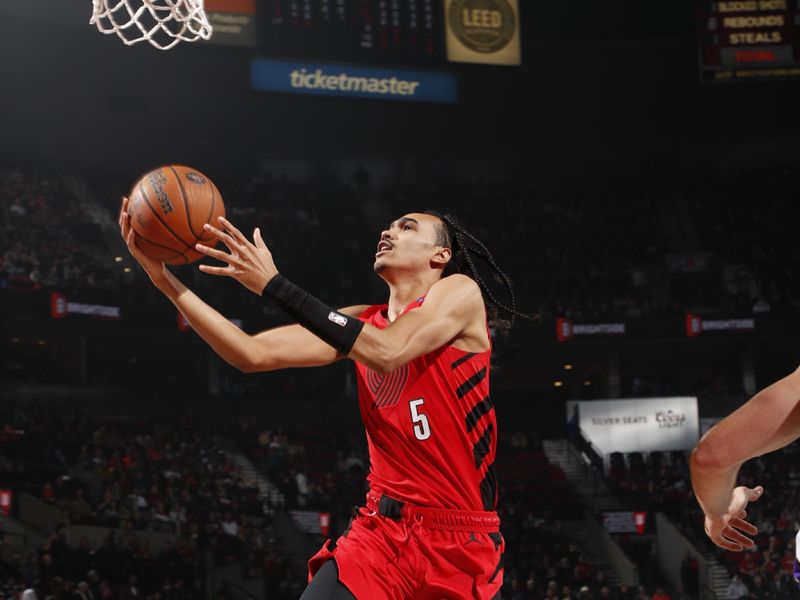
left=698, top=0, right=800, bottom=81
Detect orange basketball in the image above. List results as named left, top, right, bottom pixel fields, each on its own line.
left=127, top=165, right=225, bottom=265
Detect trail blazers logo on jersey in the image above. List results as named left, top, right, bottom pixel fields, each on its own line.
left=367, top=364, right=409, bottom=409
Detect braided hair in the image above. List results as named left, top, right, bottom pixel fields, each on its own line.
left=425, top=210, right=538, bottom=331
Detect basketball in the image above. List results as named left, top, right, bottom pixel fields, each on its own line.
left=127, top=165, right=225, bottom=265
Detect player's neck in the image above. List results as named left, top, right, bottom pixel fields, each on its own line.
left=385, top=276, right=435, bottom=321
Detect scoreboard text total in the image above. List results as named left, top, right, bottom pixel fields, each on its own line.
left=699, top=0, right=800, bottom=80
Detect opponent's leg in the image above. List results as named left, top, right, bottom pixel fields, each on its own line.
left=300, top=560, right=357, bottom=600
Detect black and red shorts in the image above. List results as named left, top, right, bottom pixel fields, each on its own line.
left=308, top=492, right=504, bottom=599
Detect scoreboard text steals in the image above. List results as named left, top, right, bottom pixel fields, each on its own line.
left=698, top=0, right=800, bottom=81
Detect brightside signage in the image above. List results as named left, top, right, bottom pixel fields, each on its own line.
left=250, top=59, right=458, bottom=104
left=557, top=317, right=627, bottom=342
left=685, top=313, right=756, bottom=337
left=50, top=293, right=120, bottom=320
left=576, top=397, right=699, bottom=457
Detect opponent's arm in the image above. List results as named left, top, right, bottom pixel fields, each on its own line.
left=690, top=366, right=800, bottom=549
left=119, top=197, right=367, bottom=372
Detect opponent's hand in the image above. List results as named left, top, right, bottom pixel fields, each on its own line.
left=118, top=196, right=168, bottom=287
left=196, top=216, right=278, bottom=295
left=704, top=485, right=763, bottom=551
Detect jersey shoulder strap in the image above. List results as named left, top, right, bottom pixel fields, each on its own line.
left=358, top=304, right=386, bottom=321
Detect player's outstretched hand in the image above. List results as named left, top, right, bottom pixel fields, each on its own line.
left=118, top=196, right=168, bottom=287
left=196, top=216, right=278, bottom=295
left=704, top=485, right=763, bottom=551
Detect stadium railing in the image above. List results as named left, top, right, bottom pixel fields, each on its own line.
left=584, top=513, right=639, bottom=586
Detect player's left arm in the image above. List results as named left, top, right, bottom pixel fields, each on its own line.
left=195, top=217, right=486, bottom=373
left=347, top=274, right=484, bottom=372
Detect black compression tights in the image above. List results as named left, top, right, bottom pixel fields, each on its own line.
left=298, top=558, right=502, bottom=599
left=299, top=560, right=356, bottom=600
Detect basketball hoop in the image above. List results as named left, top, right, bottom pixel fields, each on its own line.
left=90, top=0, right=212, bottom=50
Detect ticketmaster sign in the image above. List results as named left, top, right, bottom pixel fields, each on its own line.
left=250, top=59, right=458, bottom=104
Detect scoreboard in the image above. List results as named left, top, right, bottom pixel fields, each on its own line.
left=698, top=0, right=800, bottom=81
left=261, top=0, right=445, bottom=65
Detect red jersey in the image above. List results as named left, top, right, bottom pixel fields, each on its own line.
left=355, top=298, right=498, bottom=512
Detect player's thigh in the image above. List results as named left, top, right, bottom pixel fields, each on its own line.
left=300, top=559, right=357, bottom=600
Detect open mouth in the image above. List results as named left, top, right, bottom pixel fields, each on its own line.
left=376, top=240, right=393, bottom=255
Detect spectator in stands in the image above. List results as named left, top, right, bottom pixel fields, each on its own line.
left=73, top=580, right=92, bottom=600
left=68, top=489, right=94, bottom=524
left=725, top=575, right=750, bottom=600
left=748, top=574, right=768, bottom=599
left=617, top=584, right=634, bottom=600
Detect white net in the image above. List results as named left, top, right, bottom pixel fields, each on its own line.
left=90, top=0, right=212, bottom=50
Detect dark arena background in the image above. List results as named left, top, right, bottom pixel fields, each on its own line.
left=1, top=0, right=800, bottom=599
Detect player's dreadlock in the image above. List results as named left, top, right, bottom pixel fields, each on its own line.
left=425, top=210, right=539, bottom=331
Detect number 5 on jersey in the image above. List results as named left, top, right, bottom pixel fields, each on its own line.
left=409, top=398, right=431, bottom=440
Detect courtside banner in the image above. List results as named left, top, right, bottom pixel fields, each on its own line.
left=685, top=313, right=756, bottom=338
left=556, top=317, right=627, bottom=342
left=290, top=510, right=332, bottom=537
left=576, top=397, right=699, bottom=456
left=602, top=511, right=647, bottom=535
left=50, top=292, right=120, bottom=320
left=250, top=59, right=458, bottom=104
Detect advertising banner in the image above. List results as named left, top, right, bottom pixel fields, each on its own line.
left=557, top=317, right=627, bottom=342
left=204, top=0, right=257, bottom=47
left=602, top=511, right=647, bottom=535
left=576, top=397, right=699, bottom=456
left=251, top=59, right=458, bottom=104
left=685, top=313, right=756, bottom=338
left=50, top=293, right=120, bottom=320
left=290, top=510, right=332, bottom=537
left=0, top=489, right=11, bottom=517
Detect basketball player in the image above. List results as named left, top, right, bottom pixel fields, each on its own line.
left=690, top=368, right=800, bottom=561
left=119, top=198, right=530, bottom=599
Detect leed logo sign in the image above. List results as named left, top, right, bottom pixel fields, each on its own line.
left=449, top=0, right=516, bottom=54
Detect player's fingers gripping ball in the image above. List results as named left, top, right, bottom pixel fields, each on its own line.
left=127, top=165, right=225, bottom=265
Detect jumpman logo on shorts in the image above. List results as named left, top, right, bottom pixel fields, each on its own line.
left=463, top=532, right=485, bottom=546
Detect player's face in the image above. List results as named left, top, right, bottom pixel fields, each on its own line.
left=373, top=213, right=445, bottom=275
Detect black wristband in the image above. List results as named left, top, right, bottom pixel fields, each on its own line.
left=263, top=274, right=365, bottom=355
